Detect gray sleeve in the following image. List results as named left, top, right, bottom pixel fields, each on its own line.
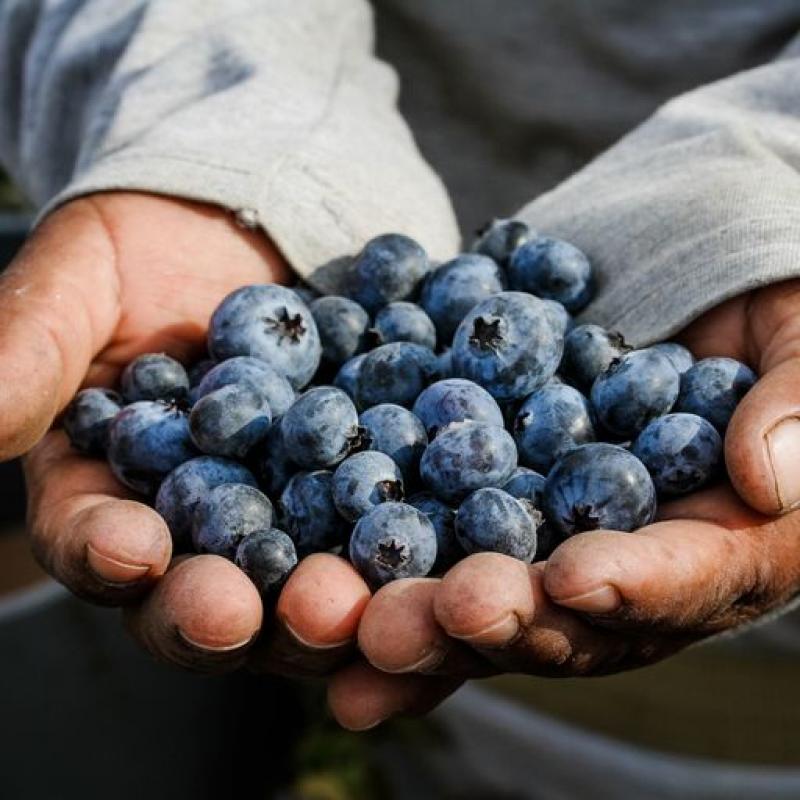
left=0, top=0, right=459, bottom=288
left=517, top=36, right=800, bottom=346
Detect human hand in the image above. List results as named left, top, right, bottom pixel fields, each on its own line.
left=17, top=192, right=373, bottom=676
left=331, top=280, right=800, bottom=729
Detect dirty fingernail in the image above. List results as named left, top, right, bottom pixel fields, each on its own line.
left=554, top=585, right=621, bottom=614
left=766, top=417, right=800, bottom=512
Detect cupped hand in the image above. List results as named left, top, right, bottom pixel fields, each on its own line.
left=333, top=280, right=800, bottom=730
left=15, top=192, right=370, bottom=677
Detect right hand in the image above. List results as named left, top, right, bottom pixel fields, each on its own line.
left=13, top=191, right=372, bottom=677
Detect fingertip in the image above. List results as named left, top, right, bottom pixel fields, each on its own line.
left=277, top=553, right=370, bottom=649
left=726, top=360, right=800, bottom=515
left=434, top=553, right=534, bottom=647
left=81, top=499, right=172, bottom=584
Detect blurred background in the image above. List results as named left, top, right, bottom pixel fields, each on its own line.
left=4, top=166, right=800, bottom=800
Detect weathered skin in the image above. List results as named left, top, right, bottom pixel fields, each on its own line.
left=207, top=284, right=321, bottom=388
left=676, top=356, right=757, bottom=432
left=508, top=236, right=594, bottom=313
left=279, top=470, right=350, bottom=555
left=332, top=451, right=405, bottom=522
left=356, top=342, right=438, bottom=409
left=632, top=412, right=722, bottom=496
left=560, top=324, right=631, bottom=392
left=591, top=348, right=680, bottom=439
left=348, top=233, right=430, bottom=314
left=420, top=420, right=517, bottom=504
left=349, top=501, right=437, bottom=588
left=407, top=491, right=463, bottom=572
left=235, top=528, right=298, bottom=597
left=452, top=292, right=563, bottom=402
left=471, top=218, right=532, bottom=266
left=311, top=295, right=370, bottom=365
left=359, top=404, right=428, bottom=483
left=189, top=383, right=272, bottom=458
left=514, top=382, right=596, bottom=473
left=120, top=353, right=190, bottom=404
left=455, top=487, right=538, bottom=562
left=370, top=301, right=437, bottom=350
left=155, top=455, right=257, bottom=548
left=195, top=356, right=295, bottom=418
left=421, top=253, right=507, bottom=343
left=192, top=483, right=274, bottom=558
left=544, top=443, right=656, bottom=537
left=281, top=386, right=363, bottom=470
left=63, top=387, right=122, bottom=455
left=107, top=401, right=197, bottom=495
left=412, top=378, right=504, bottom=439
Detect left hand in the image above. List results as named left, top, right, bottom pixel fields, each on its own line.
left=329, top=280, right=800, bottom=730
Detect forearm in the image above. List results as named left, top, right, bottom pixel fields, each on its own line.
left=517, top=34, right=800, bottom=345
left=0, top=0, right=459, bottom=287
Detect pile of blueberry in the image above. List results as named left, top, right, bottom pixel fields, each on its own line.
left=63, top=221, right=757, bottom=594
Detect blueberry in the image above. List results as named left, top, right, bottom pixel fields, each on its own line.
left=195, top=356, right=295, bottom=418
left=455, top=488, right=537, bottom=562
left=189, top=383, right=272, bottom=458
left=349, top=501, right=437, bottom=588
left=63, top=388, right=122, bottom=454
left=651, top=342, right=695, bottom=375
left=120, top=353, right=190, bottom=404
left=420, top=420, right=517, bottom=504
left=420, top=254, right=507, bottom=343
left=279, top=470, right=350, bottom=555
left=359, top=404, right=427, bottom=483
left=508, top=237, right=594, bottom=313
left=155, top=456, right=257, bottom=548
left=281, top=386, right=364, bottom=469
left=348, top=233, right=430, bottom=313
left=676, top=357, right=756, bottom=432
left=207, top=284, right=321, bottom=389
left=560, top=325, right=631, bottom=392
left=471, top=218, right=532, bottom=265
left=290, top=283, right=320, bottom=305
left=541, top=299, right=573, bottom=336
left=513, top=383, right=596, bottom=473
left=544, top=443, right=656, bottom=536
left=356, top=342, right=438, bottom=408
left=370, top=301, right=437, bottom=350
left=503, top=467, right=546, bottom=503
left=632, top=413, right=722, bottom=496
left=107, top=401, right=196, bottom=495
left=333, top=353, right=368, bottom=405
left=591, top=348, right=680, bottom=439
left=412, top=378, right=504, bottom=439
left=248, top=421, right=297, bottom=497
left=407, top=492, right=463, bottom=572
left=332, top=451, right=404, bottom=522
left=192, top=483, right=274, bottom=558
left=502, top=467, right=560, bottom=560
left=452, top=292, right=563, bottom=402
left=188, top=359, right=216, bottom=388
left=235, top=528, right=297, bottom=596
left=436, top=349, right=454, bottom=379
left=310, top=295, right=370, bottom=365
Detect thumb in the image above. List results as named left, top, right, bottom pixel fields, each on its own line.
left=0, top=199, right=118, bottom=458
left=726, top=288, right=800, bottom=515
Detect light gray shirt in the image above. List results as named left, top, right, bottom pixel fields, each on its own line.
left=1, top=0, right=799, bottom=344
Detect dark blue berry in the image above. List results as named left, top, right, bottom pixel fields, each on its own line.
left=63, top=388, right=122, bottom=454
left=192, top=483, right=273, bottom=558
left=412, top=378, right=503, bottom=439
left=235, top=528, right=297, bottom=596
left=120, top=353, right=190, bottom=404
left=560, top=325, right=631, bottom=392
left=349, top=502, right=437, bottom=588
left=370, top=301, right=437, bottom=350
left=544, top=443, right=656, bottom=537
left=332, top=451, right=404, bottom=522
left=310, top=295, right=370, bottom=365
left=359, top=404, right=427, bottom=483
